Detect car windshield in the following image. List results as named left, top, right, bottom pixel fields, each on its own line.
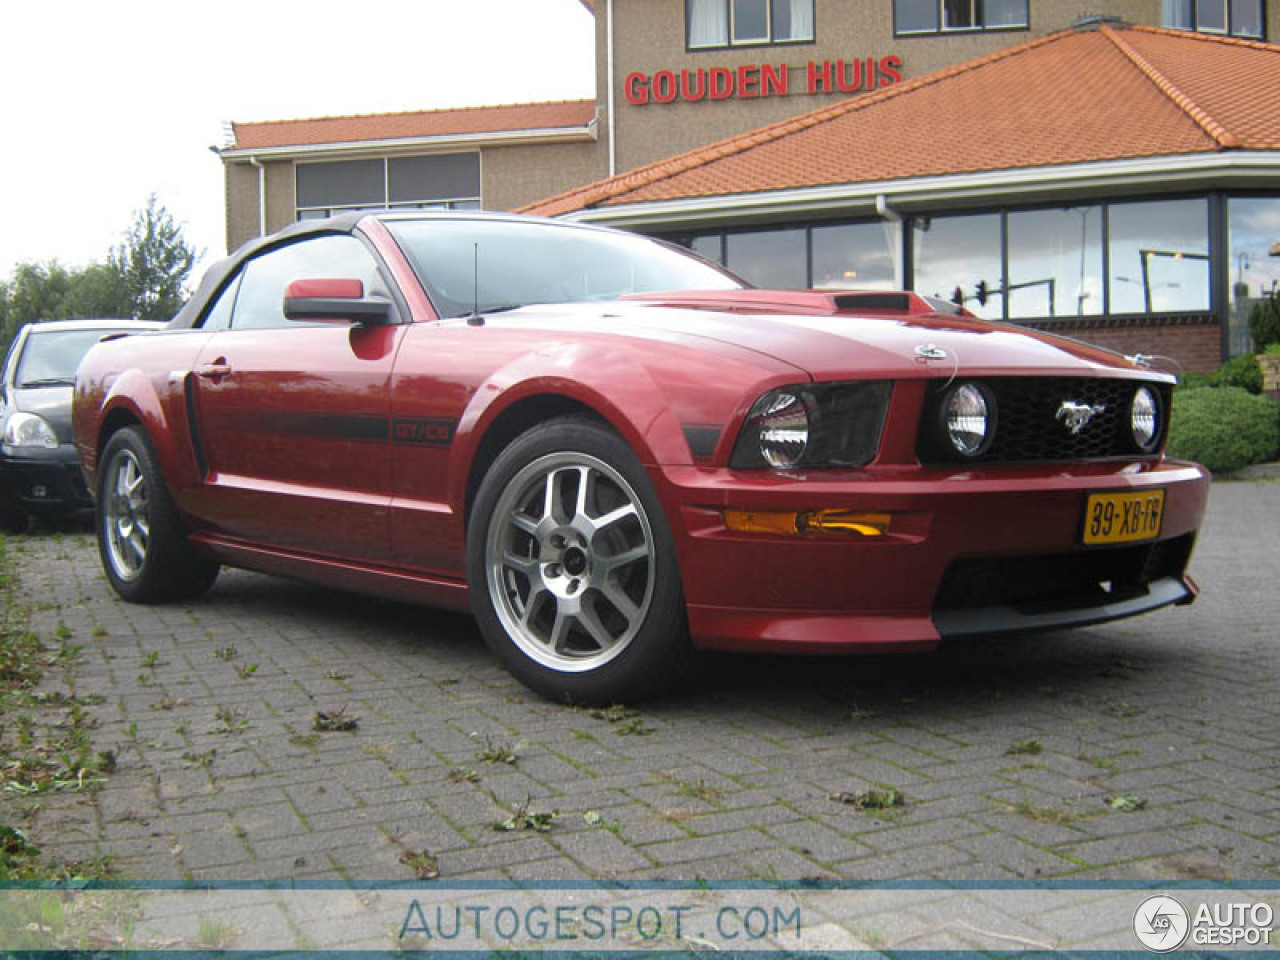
left=15, top=329, right=122, bottom=388
left=385, top=218, right=743, bottom=319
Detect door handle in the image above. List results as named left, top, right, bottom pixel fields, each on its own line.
left=196, top=360, right=232, bottom=381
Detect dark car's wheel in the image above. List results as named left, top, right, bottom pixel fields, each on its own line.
left=97, top=426, right=219, bottom=604
left=467, top=417, right=692, bottom=703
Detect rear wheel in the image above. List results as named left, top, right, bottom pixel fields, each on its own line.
left=97, top=426, right=219, bottom=604
left=467, top=417, right=691, bottom=703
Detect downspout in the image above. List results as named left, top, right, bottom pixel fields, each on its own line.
left=607, top=0, right=616, bottom=177
left=875, top=194, right=904, bottom=289
left=248, top=157, right=267, bottom=238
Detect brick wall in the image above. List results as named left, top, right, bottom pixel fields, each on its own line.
left=1026, top=318, right=1223, bottom=376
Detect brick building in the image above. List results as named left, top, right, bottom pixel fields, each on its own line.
left=218, top=1, right=1280, bottom=371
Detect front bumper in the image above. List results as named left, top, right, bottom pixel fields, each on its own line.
left=0, top=444, right=93, bottom=519
left=656, top=458, right=1209, bottom=653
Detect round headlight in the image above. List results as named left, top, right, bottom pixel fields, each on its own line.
left=943, top=383, right=994, bottom=458
left=1131, top=386, right=1160, bottom=452
left=3, top=412, right=59, bottom=449
left=757, top=391, right=809, bottom=468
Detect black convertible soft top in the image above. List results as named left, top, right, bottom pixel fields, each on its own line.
left=168, top=213, right=368, bottom=330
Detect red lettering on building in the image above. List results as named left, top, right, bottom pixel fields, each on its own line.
left=680, top=68, right=707, bottom=101
left=879, top=55, right=903, bottom=85
left=625, top=57, right=902, bottom=105
left=836, top=59, right=864, bottom=93
left=652, top=70, right=678, bottom=103
left=624, top=72, right=649, bottom=105
left=807, top=60, right=834, bottom=94
left=761, top=63, right=788, bottom=97
left=709, top=67, right=734, bottom=100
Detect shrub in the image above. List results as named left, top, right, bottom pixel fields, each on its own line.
left=1207, top=353, right=1263, bottom=394
left=1167, top=386, right=1280, bottom=473
left=1250, top=293, right=1280, bottom=352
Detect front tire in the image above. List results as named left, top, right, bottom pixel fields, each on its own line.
left=467, top=417, right=691, bottom=703
left=97, top=426, right=219, bottom=604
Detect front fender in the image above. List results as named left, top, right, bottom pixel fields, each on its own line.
left=447, top=341, right=688, bottom=516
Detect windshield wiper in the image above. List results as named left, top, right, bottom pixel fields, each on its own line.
left=19, top=377, right=75, bottom=388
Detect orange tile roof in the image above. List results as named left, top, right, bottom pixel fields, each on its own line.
left=231, top=99, right=597, bottom=151
left=522, top=25, right=1280, bottom=217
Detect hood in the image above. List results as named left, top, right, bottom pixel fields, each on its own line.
left=488, top=290, right=1160, bottom=382
left=6, top=386, right=74, bottom=444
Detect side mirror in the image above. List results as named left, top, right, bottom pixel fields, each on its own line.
left=283, top=278, right=393, bottom=325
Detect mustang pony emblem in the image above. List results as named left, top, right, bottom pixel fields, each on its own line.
left=1056, top=400, right=1106, bottom=435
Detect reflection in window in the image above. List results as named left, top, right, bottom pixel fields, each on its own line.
left=690, top=234, right=725, bottom=265
left=812, top=222, right=902, bottom=290
left=1007, top=207, right=1103, bottom=319
left=1108, top=199, right=1210, bottom=315
left=687, top=0, right=813, bottom=47
left=895, top=0, right=1028, bottom=34
left=725, top=229, right=807, bottom=288
left=1228, top=196, right=1280, bottom=355
left=1162, top=0, right=1264, bottom=37
left=913, top=213, right=1004, bottom=320
left=295, top=154, right=481, bottom=220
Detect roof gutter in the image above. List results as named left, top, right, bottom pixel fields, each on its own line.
left=218, top=125, right=597, bottom=163
left=248, top=157, right=267, bottom=238
left=557, top=152, right=1280, bottom=228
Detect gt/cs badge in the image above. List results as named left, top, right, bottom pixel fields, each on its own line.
left=393, top=418, right=456, bottom=447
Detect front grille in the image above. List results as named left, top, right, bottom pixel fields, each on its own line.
left=918, top=377, right=1171, bottom=465
left=934, top=534, right=1193, bottom=614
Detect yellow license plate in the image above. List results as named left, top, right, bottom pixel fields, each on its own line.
left=1083, top=490, right=1165, bottom=545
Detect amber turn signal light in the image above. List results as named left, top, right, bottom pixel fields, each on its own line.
left=724, top=509, right=890, bottom=537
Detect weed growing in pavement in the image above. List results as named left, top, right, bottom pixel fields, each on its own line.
left=141, top=651, right=160, bottom=669
left=447, top=767, right=480, bottom=784
left=615, top=717, right=656, bottom=736
left=830, top=788, right=908, bottom=813
left=1006, top=801, right=1076, bottom=825
left=653, top=772, right=724, bottom=805
left=235, top=663, right=258, bottom=680
left=324, top=669, right=352, bottom=681
left=398, top=848, right=440, bottom=880
left=210, top=705, right=249, bottom=735
left=1007, top=739, right=1043, bottom=756
left=1105, top=794, right=1147, bottom=812
left=194, top=915, right=241, bottom=950
left=213, top=646, right=238, bottom=661
left=312, top=707, right=358, bottom=732
left=181, top=750, right=216, bottom=769
left=492, top=794, right=556, bottom=833
left=476, top=737, right=524, bottom=765
left=289, top=734, right=322, bottom=748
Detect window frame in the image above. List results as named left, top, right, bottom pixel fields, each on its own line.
left=685, top=0, right=816, bottom=50
left=294, top=153, right=483, bottom=222
left=1162, top=0, right=1266, bottom=37
left=893, top=0, right=1030, bottom=36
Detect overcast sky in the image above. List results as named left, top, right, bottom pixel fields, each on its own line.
left=0, top=0, right=595, bottom=283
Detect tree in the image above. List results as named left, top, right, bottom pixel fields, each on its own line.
left=108, top=195, right=198, bottom=323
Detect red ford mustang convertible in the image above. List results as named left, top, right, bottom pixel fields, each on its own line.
left=73, top=212, right=1209, bottom=701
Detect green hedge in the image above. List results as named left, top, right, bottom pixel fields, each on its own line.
left=1167, top=386, right=1280, bottom=473
left=1206, top=353, right=1263, bottom=394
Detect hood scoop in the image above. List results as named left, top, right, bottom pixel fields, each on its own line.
left=624, top=288, right=974, bottom=319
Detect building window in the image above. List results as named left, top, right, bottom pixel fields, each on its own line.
left=1108, top=199, right=1210, bottom=315
left=811, top=222, right=902, bottom=290
left=1161, top=0, right=1265, bottom=38
left=910, top=199, right=1209, bottom=322
left=894, top=0, right=1029, bottom=34
left=913, top=213, right=1005, bottom=320
left=726, top=228, right=808, bottom=288
left=1007, top=207, right=1104, bottom=319
left=295, top=154, right=482, bottom=220
left=1228, top=196, right=1280, bottom=355
left=687, top=0, right=814, bottom=48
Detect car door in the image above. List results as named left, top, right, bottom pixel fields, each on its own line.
left=187, top=233, right=405, bottom=561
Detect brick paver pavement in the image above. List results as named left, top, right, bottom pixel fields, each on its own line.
left=5, top=480, right=1278, bottom=882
